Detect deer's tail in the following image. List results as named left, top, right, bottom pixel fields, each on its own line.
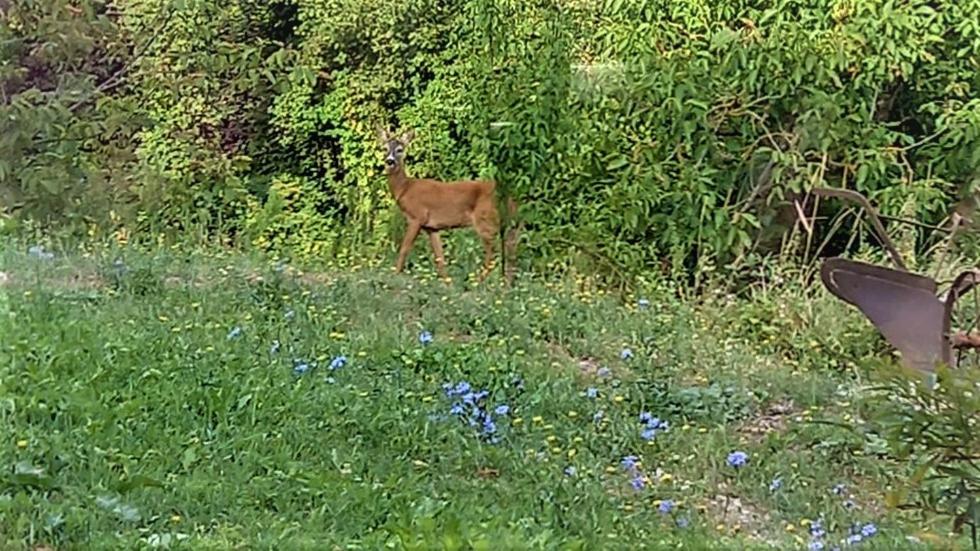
left=502, top=197, right=521, bottom=284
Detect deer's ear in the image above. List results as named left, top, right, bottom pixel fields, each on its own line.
left=377, top=126, right=389, bottom=143
left=400, top=129, right=416, bottom=144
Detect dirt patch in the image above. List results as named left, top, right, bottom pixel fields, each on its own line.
left=577, top=356, right=602, bottom=376
left=297, top=271, right=337, bottom=286
left=543, top=341, right=619, bottom=379
left=705, top=489, right=780, bottom=546
left=449, top=332, right=475, bottom=344
left=737, top=399, right=795, bottom=442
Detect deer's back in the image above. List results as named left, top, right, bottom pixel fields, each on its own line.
left=399, top=178, right=497, bottom=229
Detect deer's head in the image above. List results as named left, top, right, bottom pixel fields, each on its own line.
left=377, top=128, right=415, bottom=172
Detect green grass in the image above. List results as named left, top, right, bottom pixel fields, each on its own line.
left=0, top=244, right=962, bottom=549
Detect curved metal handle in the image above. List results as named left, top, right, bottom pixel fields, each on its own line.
left=941, top=269, right=980, bottom=366
left=811, top=188, right=907, bottom=271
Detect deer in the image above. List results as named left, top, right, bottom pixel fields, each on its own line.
left=378, top=127, right=520, bottom=284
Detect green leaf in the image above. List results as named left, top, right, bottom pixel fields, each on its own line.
left=8, top=462, right=55, bottom=490
left=115, top=474, right=166, bottom=493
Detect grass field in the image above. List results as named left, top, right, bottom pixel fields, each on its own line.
left=0, top=244, right=964, bottom=549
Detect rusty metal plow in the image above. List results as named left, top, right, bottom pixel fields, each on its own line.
left=806, top=187, right=980, bottom=373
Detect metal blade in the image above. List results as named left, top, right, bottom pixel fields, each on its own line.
left=821, top=257, right=945, bottom=372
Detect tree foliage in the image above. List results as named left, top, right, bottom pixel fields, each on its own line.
left=2, top=0, right=979, bottom=278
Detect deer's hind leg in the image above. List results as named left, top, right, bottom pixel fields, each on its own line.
left=472, top=206, right=500, bottom=283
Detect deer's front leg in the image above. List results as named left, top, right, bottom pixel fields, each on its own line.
left=426, top=230, right=449, bottom=279
left=395, top=221, right=422, bottom=273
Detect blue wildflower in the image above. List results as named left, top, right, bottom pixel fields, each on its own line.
left=449, top=403, right=464, bottom=415
left=630, top=475, right=645, bottom=491
left=564, top=466, right=576, bottom=477
left=495, top=404, right=510, bottom=416
left=449, top=381, right=470, bottom=396
left=845, top=534, right=862, bottom=545
left=676, top=517, right=690, bottom=528
left=593, top=410, right=605, bottom=423
left=658, top=500, right=674, bottom=514
left=418, top=330, right=433, bottom=345
left=482, top=418, right=497, bottom=435
left=293, top=362, right=311, bottom=375
left=810, top=520, right=826, bottom=538
left=640, top=413, right=668, bottom=432
left=860, top=523, right=877, bottom=538
left=637, top=298, right=650, bottom=309
left=808, top=541, right=825, bottom=551
left=641, top=428, right=659, bottom=441
left=28, top=245, right=54, bottom=260
left=597, top=367, right=612, bottom=378
left=620, top=348, right=634, bottom=360
left=586, top=387, right=598, bottom=398
left=284, top=309, right=295, bottom=320
left=227, top=326, right=242, bottom=340
left=726, top=451, right=749, bottom=468
left=832, top=483, right=846, bottom=495
left=325, top=376, right=336, bottom=384
left=621, top=455, right=639, bottom=471
left=769, top=477, right=783, bottom=491
left=270, top=340, right=281, bottom=355
left=329, top=355, right=347, bottom=370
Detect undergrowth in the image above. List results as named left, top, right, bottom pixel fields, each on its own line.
left=0, top=243, right=969, bottom=549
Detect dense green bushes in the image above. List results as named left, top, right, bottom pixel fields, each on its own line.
left=3, top=0, right=979, bottom=279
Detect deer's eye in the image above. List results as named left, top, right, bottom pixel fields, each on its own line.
left=396, top=147, right=403, bottom=154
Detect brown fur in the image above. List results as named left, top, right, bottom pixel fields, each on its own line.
left=379, top=128, right=519, bottom=283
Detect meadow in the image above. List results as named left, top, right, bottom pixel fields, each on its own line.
left=0, top=243, right=965, bottom=550
left=5, top=0, right=980, bottom=548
